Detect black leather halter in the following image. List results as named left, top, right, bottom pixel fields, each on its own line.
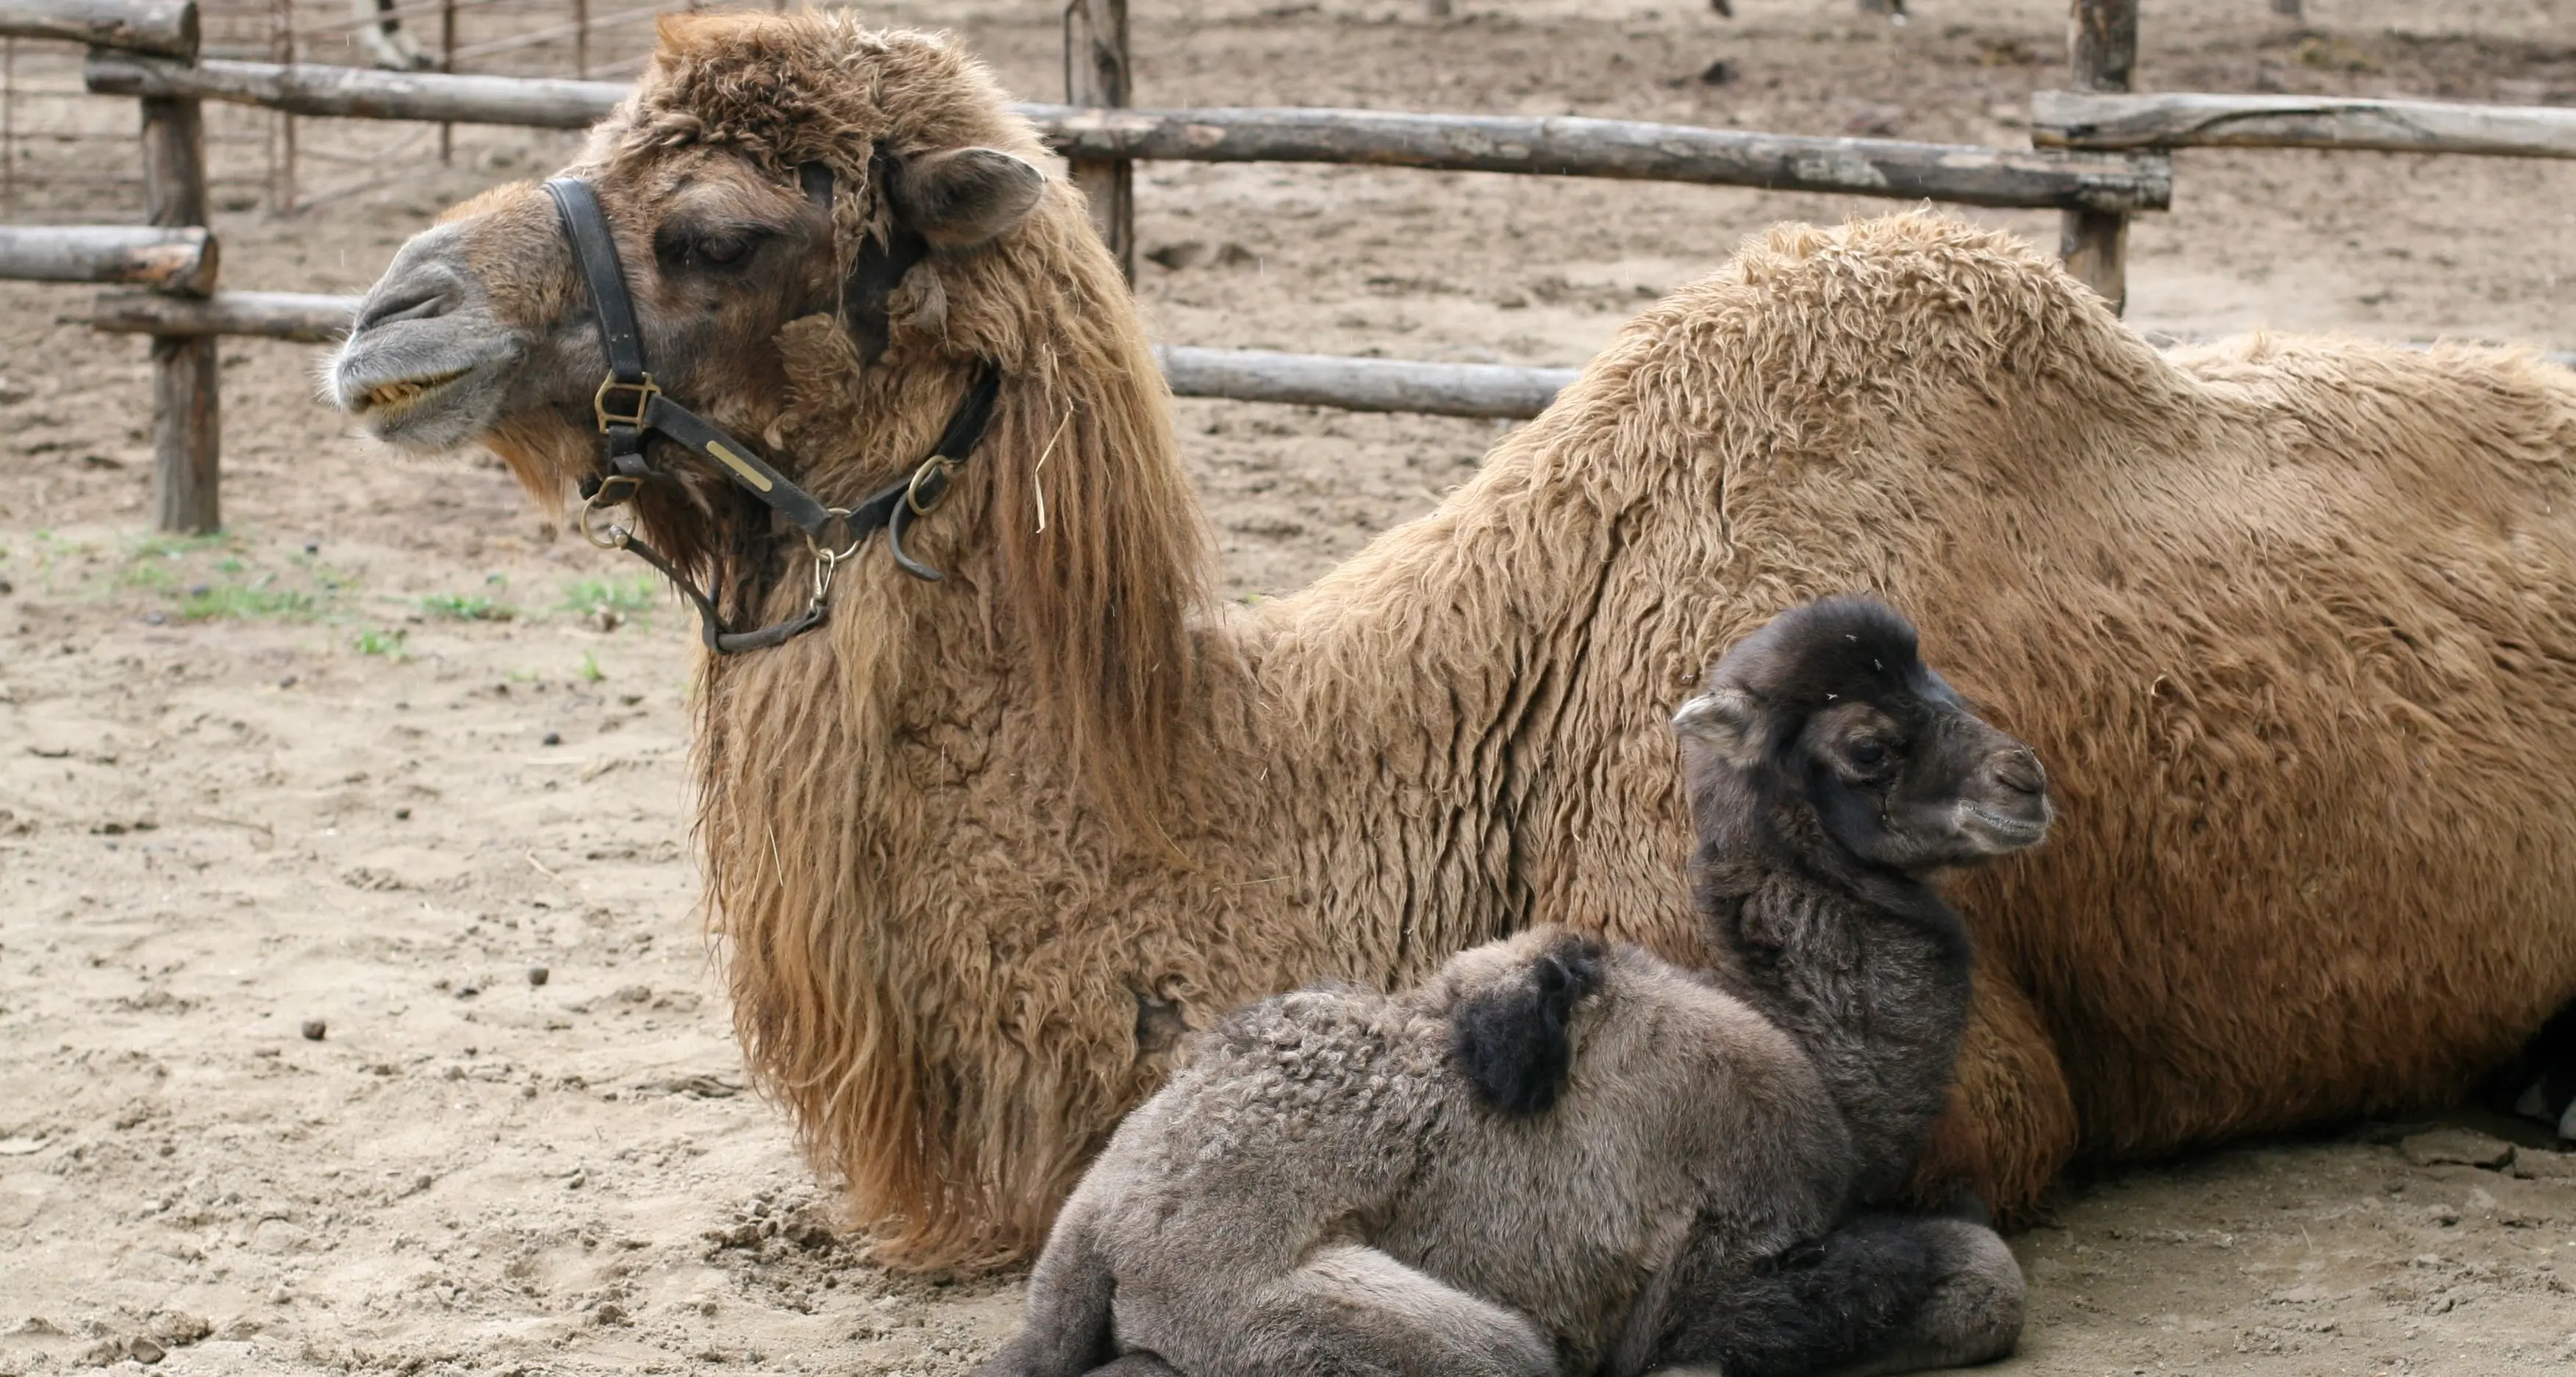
left=541, top=174, right=1004, bottom=654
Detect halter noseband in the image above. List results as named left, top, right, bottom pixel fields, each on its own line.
left=541, top=173, right=1003, bottom=654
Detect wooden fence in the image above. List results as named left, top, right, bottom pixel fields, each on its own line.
left=0, top=0, right=2566, bottom=532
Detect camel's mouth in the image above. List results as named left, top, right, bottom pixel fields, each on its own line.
left=1962, top=804, right=2051, bottom=854
left=351, top=368, right=470, bottom=418
left=330, top=218, right=527, bottom=451
left=330, top=331, right=520, bottom=451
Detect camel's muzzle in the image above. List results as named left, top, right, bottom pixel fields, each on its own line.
left=329, top=223, right=523, bottom=451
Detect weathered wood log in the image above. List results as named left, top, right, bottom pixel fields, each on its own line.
left=79, top=290, right=1586, bottom=420
left=88, top=287, right=357, bottom=342
left=0, top=0, right=194, bottom=59
left=1063, top=0, right=1134, bottom=281
left=2061, top=0, right=2138, bottom=315
left=152, top=332, right=218, bottom=532
left=86, top=54, right=2172, bottom=212
left=2032, top=89, right=2576, bottom=159
left=1154, top=346, right=1578, bottom=420
left=87, top=51, right=623, bottom=127
left=1021, top=103, right=2169, bottom=211
left=0, top=224, right=213, bottom=292
left=143, top=93, right=217, bottom=534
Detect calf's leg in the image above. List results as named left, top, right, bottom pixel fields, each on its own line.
left=1636, top=1215, right=2023, bottom=1377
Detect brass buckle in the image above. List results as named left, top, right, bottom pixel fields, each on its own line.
left=593, top=373, right=659, bottom=433
left=905, top=457, right=956, bottom=517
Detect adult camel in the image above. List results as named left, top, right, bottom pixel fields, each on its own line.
left=328, top=11, right=2576, bottom=1267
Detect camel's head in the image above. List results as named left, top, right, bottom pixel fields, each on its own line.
left=329, top=12, right=1206, bottom=832
left=327, top=12, right=1082, bottom=583
left=1675, top=597, right=2052, bottom=875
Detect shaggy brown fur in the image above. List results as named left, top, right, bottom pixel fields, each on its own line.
left=331, top=12, right=2576, bottom=1268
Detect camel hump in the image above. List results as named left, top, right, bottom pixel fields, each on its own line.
left=1686, top=212, right=2158, bottom=376
left=1520, top=212, right=2178, bottom=457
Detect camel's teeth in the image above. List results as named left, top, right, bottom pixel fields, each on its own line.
left=362, top=370, right=467, bottom=413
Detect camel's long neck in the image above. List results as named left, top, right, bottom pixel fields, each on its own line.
left=1691, top=782, right=1973, bottom=1203
left=1239, top=367, right=1727, bottom=978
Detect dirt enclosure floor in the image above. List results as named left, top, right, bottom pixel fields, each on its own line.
left=8, top=0, right=2576, bottom=1373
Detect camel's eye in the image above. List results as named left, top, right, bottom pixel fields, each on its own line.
left=656, top=223, right=770, bottom=274
left=1846, top=739, right=1889, bottom=770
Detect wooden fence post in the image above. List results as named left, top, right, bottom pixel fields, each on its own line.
left=4, top=37, right=16, bottom=213
left=268, top=0, right=293, bottom=212
left=2061, top=0, right=2135, bottom=313
left=438, top=0, right=454, bottom=162
left=142, top=90, right=216, bottom=532
left=1064, top=0, right=1132, bottom=282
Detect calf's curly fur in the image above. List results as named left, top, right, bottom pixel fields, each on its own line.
left=979, top=929, right=1849, bottom=1377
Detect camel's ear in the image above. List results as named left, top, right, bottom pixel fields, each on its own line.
left=1674, top=687, right=1763, bottom=768
left=893, top=147, right=1045, bottom=251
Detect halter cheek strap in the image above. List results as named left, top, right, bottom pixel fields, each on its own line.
left=540, top=173, right=1004, bottom=654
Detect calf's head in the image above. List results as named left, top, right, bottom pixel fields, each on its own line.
left=1675, top=598, right=2050, bottom=875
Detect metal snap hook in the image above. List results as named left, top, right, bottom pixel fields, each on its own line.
left=804, top=507, right=864, bottom=567
left=809, top=545, right=841, bottom=606
left=579, top=474, right=642, bottom=551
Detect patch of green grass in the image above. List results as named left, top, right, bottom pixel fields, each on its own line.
left=354, top=627, right=408, bottom=657
left=179, top=582, right=321, bottom=621
left=129, top=532, right=233, bottom=563
left=579, top=651, right=604, bottom=683
left=558, top=574, right=662, bottom=620
left=110, top=532, right=343, bottom=620
left=422, top=592, right=513, bottom=622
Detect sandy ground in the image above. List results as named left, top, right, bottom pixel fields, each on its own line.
left=7, top=0, right=2576, bottom=1373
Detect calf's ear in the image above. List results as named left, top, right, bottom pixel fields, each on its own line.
left=1451, top=933, right=1603, bottom=1117
left=893, top=147, right=1046, bottom=251
left=1674, top=687, right=1764, bottom=769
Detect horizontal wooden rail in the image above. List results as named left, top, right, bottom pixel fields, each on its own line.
left=2033, top=90, right=2576, bottom=159
left=82, top=290, right=1585, bottom=419
left=90, top=287, right=354, bottom=340
left=1153, top=347, right=1577, bottom=419
left=88, top=53, right=623, bottom=127
left=0, top=0, right=194, bottom=59
left=1024, top=104, right=2167, bottom=210
left=0, top=223, right=214, bottom=292
left=87, top=54, right=2172, bottom=212
left=86, top=290, right=2574, bottom=413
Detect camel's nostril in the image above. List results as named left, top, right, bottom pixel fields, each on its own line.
left=354, top=281, right=454, bottom=333
left=1990, top=750, right=2046, bottom=798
